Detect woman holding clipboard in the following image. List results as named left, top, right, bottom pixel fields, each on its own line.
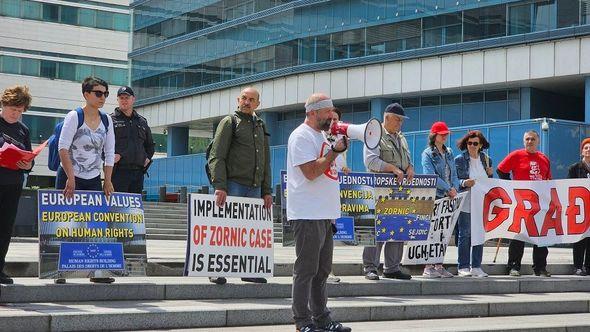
left=0, top=85, right=33, bottom=285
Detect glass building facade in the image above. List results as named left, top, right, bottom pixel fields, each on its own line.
left=131, top=0, right=590, bottom=102
left=130, top=0, right=590, bottom=198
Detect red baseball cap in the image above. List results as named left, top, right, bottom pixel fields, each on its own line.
left=430, top=121, right=450, bottom=135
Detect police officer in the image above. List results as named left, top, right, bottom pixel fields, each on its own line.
left=111, top=86, right=155, bottom=194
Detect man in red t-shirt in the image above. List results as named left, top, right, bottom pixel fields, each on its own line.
left=497, top=130, right=552, bottom=277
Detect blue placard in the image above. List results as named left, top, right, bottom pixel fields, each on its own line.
left=58, top=242, right=125, bottom=271
left=375, top=214, right=431, bottom=242
left=334, top=217, right=355, bottom=241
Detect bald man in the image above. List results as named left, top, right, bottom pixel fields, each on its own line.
left=208, top=87, right=272, bottom=285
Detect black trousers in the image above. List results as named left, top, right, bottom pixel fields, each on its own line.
left=0, top=183, right=23, bottom=272
left=507, top=239, right=548, bottom=272
left=573, top=238, right=590, bottom=270
left=112, top=168, right=144, bottom=194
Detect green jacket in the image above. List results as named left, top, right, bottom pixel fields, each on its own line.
left=208, top=111, right=271, bottom=196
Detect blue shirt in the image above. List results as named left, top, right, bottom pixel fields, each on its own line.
left=421, top=145, right=460, bottom=198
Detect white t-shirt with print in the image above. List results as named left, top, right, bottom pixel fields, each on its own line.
left=287, top=123, right=341, bottom=220
left=58, top=109, right=115, bottom=180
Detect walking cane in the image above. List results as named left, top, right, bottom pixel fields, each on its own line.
left=493, top=238, right=502, bottom=263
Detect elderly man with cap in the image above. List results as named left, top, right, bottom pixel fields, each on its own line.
left=111, top=86, right=155, bottom=194
left=362, top=103, right=414, bottom=281
left=287, top=93, right=351, bottom=332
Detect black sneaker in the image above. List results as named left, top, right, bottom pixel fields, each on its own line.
left=319, top=320, right=352, bottom=332
left=383, top=270, right=412, bottom=280
left=209, top=277, right=227, bottom=285
left=0, top=272, right=13, bottom=284
left=296, top=324, right=323, bottom=332
left=54, top=278, right=66, bottom=284
left=90, top=277, right=115, bottom=284
left=241, top=277, right=267, bottom=283
left=534, top=269, right=551, bottom=277
left=364, top=270, right=379, bottom=281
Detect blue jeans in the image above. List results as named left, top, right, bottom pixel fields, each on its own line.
left=227, top=180, right=261, bottom=199
left=457, top=212, right=483, bottom=269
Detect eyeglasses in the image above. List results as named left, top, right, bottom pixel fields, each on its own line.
left=467, top=141, right=480, bottom=146
left=88, top=90, right=109, bottom=98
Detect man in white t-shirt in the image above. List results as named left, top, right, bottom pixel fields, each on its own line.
left=287, top=93, right=351, bottom=332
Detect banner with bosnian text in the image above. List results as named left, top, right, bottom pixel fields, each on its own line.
left=471, top=178, right=590, bottom=247
left=184, top=193, right=273, bottom=278
left=38, top=190, right=147, bottom=279
left=403, top=192, right=466, bottom=265
left=280, top=171, right=437, bottom=246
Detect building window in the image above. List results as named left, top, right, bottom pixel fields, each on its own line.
left=0, top=0, right=128, bottom=32
left=423, top=13, right=462, bottom=47
left=78, top=8, right=96, bottom=27
left=42, top=3, right=58, bottom=22
left=20, top=57, right=39, bottom=76
left=60, top=5, right=78, bottom=25
left=96, top=10, right=114, bottom=30
left=464, top=5, right=507, bottom=41
left=22, top=0, right=41, bottom=20
left=58, top=62, right=76, bottom=81
left=1, top=0, right=19, bottom=17
left=40, top=60, right=56, bottom=79
left=533, top=0, right=555, bottom=31
left=509, top=4, right=532, bottom=35
left=1, top=55, right=20, bottom=74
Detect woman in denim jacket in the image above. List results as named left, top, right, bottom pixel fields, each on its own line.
left=421, top=121, right=460, bottom=278
left=454, top=130, right=494, bottom=278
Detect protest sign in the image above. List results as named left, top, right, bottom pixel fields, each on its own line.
left=374, top=174, right=437, bottom=242
left=281, top=171, right=436, bottom=246
left=38, top=190, right=147, bottom=279
left=185, top=193, right=273, bottom=278
left=471, top=178, right=590, bottom=247
left=403, top=192, right=466, bottom=265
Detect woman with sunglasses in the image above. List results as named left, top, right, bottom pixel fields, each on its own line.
left=55, top=76, right=115, bottom=284
left=421, top=121, right=460, bottom=278
left=454, top=130, right=493, bottom=278
left=567, top=138, right=590, bottom=276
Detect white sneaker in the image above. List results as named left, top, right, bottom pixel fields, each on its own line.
left=436, top=267, right=454, bottom=278
left=422, top=267, right=441, bottom=278
left=470, top=267, right=488, bottom=278
left=457, top=268, right=472, bottom=277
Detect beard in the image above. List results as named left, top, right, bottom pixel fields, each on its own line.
left=318, top=117, right=331, bottom=131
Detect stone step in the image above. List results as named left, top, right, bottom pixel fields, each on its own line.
left=185, top=313, right=590, bottom=332
left=1, top=292, right=589, bottom=331
left=1, top=259, right=579, bottom=278
left=146, top=228, right=188, bottom=235
left=143, top=213, right=187, bottom=220
left=143, top=202, right=188, bottom=208
left=145, top=223, right=187, bottom=230
left=146, top=234, right=188, bottom=241
left=144, top=218, right=187, bottom=225
left=2, top=276, right=590, bottom=304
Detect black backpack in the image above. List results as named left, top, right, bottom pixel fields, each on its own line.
left=205, top=114, right=237, bottom=184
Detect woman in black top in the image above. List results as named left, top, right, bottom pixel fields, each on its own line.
left=568, top=137, right=590, bottom=276
left=0, top=85, right=33, bottom=284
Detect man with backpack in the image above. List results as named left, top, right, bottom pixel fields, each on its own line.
left=53, top=76, right=115, bottom=284
left=110, top=86, right=154, bottom=194
left=207, top=87, right=272, bottom=285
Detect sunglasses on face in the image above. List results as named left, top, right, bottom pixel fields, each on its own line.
left=467, top=141, right=480, bottom=146
left=89, top=90, right=109, bottom=98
